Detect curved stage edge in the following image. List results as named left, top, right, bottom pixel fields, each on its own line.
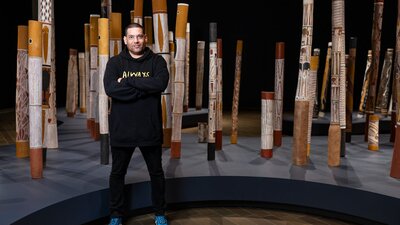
left=12, top=176, right=400, bottom=225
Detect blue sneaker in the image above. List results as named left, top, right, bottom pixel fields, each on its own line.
left=154, top=215, right=168, bottom=225
left=109, top=217, right=122, bottom=225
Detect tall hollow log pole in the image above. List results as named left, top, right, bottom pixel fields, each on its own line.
left=110, top=13, right=122, bottom=57
left=89, top=14, right=100, bottom=140
left=144, top=16, right=154, bottom=50
left=292, top=0, right=313, bottom=166
left=215, top=38, right=223, bottom=150
left=133, top=0, right=143, bottom=25
left=79, top=52, right=86, bottom=113
left=208, top=23, right=217, bottom=160
left=152, top=0, right=172, bottom=148
left=365, top=0, right=384, bottom=143
left=390, top=0, right=400, bottom=179
left=357, top=50, right=372, bottom=118
left=171, top=3, right=189, bottom=158
left=274, top=42, right=285, bottom=147
left=84, top=23, right=91, bottom=129
left=307, top=55, right=319, bottom=156
left=195, top=41, right=205, bottom=111
left=98, top=18, right=110, bottom=165
left=28, top=20, right=43, bottom=179
left=328, top=0, right=346, bottom=166
left=261, top=92, right=274, bottom=158
left=183, top=23, right=190, bottom=112
left=345, top=37, right=357, bottom=142
left=230, top=40, right=243, bottom=144
left=16, top=25, right=29, bottom=158
left=318, top=42, right=332, bottom=118
left=376, top=48, right=393, bottom=116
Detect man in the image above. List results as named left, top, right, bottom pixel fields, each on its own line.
left=103, top=23, right=169, bottom=225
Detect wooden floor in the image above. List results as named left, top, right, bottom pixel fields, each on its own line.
left=1, top=108, right=357, bottom=225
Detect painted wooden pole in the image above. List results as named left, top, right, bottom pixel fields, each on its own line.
left=183, top=23, right=190, bottom=112
left=78, top=52, right=86, bottom=113
left=100, top=0, right=111, bottom=19
left=84, top=23, right=91, bottom=129
left=169, top=31, right=176, bottom=108
left=28, top=20, right=43, bottom=179
left=89, top=14, right=100, bottom=140
left=208, top=23, right=217, bottom=161
left=376, top=48, right=393, bottom=116
left=230, top=40, right=243, bottom=144
left=329, top=0, right=346, bottom=164
left=152, top=0, right=172, bottom=148
left=195, top=41, right=205, bottom=111
left=357, top=50, right=372, bottom=118
left=292, top=0, right=313, bottom=166
left=261, top=92, right=274, bottom=158
left=312, top=48, right=320, bottom=119
left=144, top=16, right=154, bottom=50
left=133, top=0, right=143, bottom=25
left=365, top=0, right=384, bottom=142
left=318, top=42, right=332, bottom=118
left=16, top=25, right=29, bottom=158
left=273, top=42, right=284, bottom=147
left=38, top=0, right=58, bottom=149
left=345, top=37, right=357, bottom=142
left=390, top=0, right=400, bottom=179
left=307, top=55, right=319, bottom=156
left=215, top=38, right=223, bottom=150
left=66, top=49, right=78, bottom=117
left=198, top=122, right=208, bottom=143
left=130, top=10, right=134, bottom=24
left=98, top=18, right=110, bottom=165
left=171, top=3, right=189, bottom=158
left=110, top=13, right=122, bottom=57
left=368, top=114, right=379, bottom=150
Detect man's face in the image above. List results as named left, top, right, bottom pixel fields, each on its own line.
left=124, top=27, right=147, bottom=57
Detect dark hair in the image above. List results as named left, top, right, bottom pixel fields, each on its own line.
left=124, top=23, right=144, bottom=36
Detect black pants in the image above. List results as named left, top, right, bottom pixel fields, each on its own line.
left=109, top=145, right=166, bottom=217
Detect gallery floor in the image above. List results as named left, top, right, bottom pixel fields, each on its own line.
left=1, top=108, right=399, bottom=225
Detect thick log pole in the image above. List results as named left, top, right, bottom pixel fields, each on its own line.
left=292, top=0, right=313, bottom=166
left=84, top=23, right=91, bottom=129
left=390, top=0, right=400, bottom=179
left=98, top=18, right=110, bottom=165
left=16, top=25, right=29, bottom=158
left=39, top=0, right=58, bottom=149
left=368, top=114, right=379, bottom=150
left=261, top=92, right=274, bottom=158
left=307, top=55, right=319, bottom=156
left=183, top=23, right=190, bottom=112
left=171, top=3, right=189, bottom=158
left=318, top=42, right=331, bottom=118
left=133, top=0, right=143, bottom=25
left=169, top=31, right=175, bottom=108
left=215, top=38, right=223, bottom=150
left=66, top=49, right=78, bottom=117
left=365, top=0, right=384, bottom=142
left=110, top=13, right=122, bottom=57
left=89, top=14, right=100, bottom=140
left=345, top=37, right=357, bottom=142
left=195, top=41, right=205, bottom=111
left=144, top=16, right=154, bottom=50
left=273, top=42, right=284, bottom=147
left=208, top=23, right=217, bottom=160
left=357, top=50, right=372, bottom=118
left=230, top=40, right=243, bottom=144
left=328, top=0, right=346, bottom=166
left=28, top=20, right=43, bottom=179
left=79, top=53, right=86, bottom=113
left=376, top=48, right=393, bottom=116
left=152, top=0, right=172, bottom=148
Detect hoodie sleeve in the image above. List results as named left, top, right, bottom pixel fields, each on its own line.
left=125, top=55, right=169, bottom=93
left=103, top=57, right=147, bottom=101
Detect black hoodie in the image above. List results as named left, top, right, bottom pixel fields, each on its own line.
left=104, top=47, right=169, bottom=147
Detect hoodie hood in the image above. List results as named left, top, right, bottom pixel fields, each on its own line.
left=120, top=46, right=153, bottom=62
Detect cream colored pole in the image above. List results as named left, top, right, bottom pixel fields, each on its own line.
left=261, top=92, right=274, bottom=158
left=28, top=20, right=43, bottom=179
left=208, top=23, right=217, bottom=160
left=273, top=42, right=284, bottom=147
left=171, top=3, right=189, bottom=158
